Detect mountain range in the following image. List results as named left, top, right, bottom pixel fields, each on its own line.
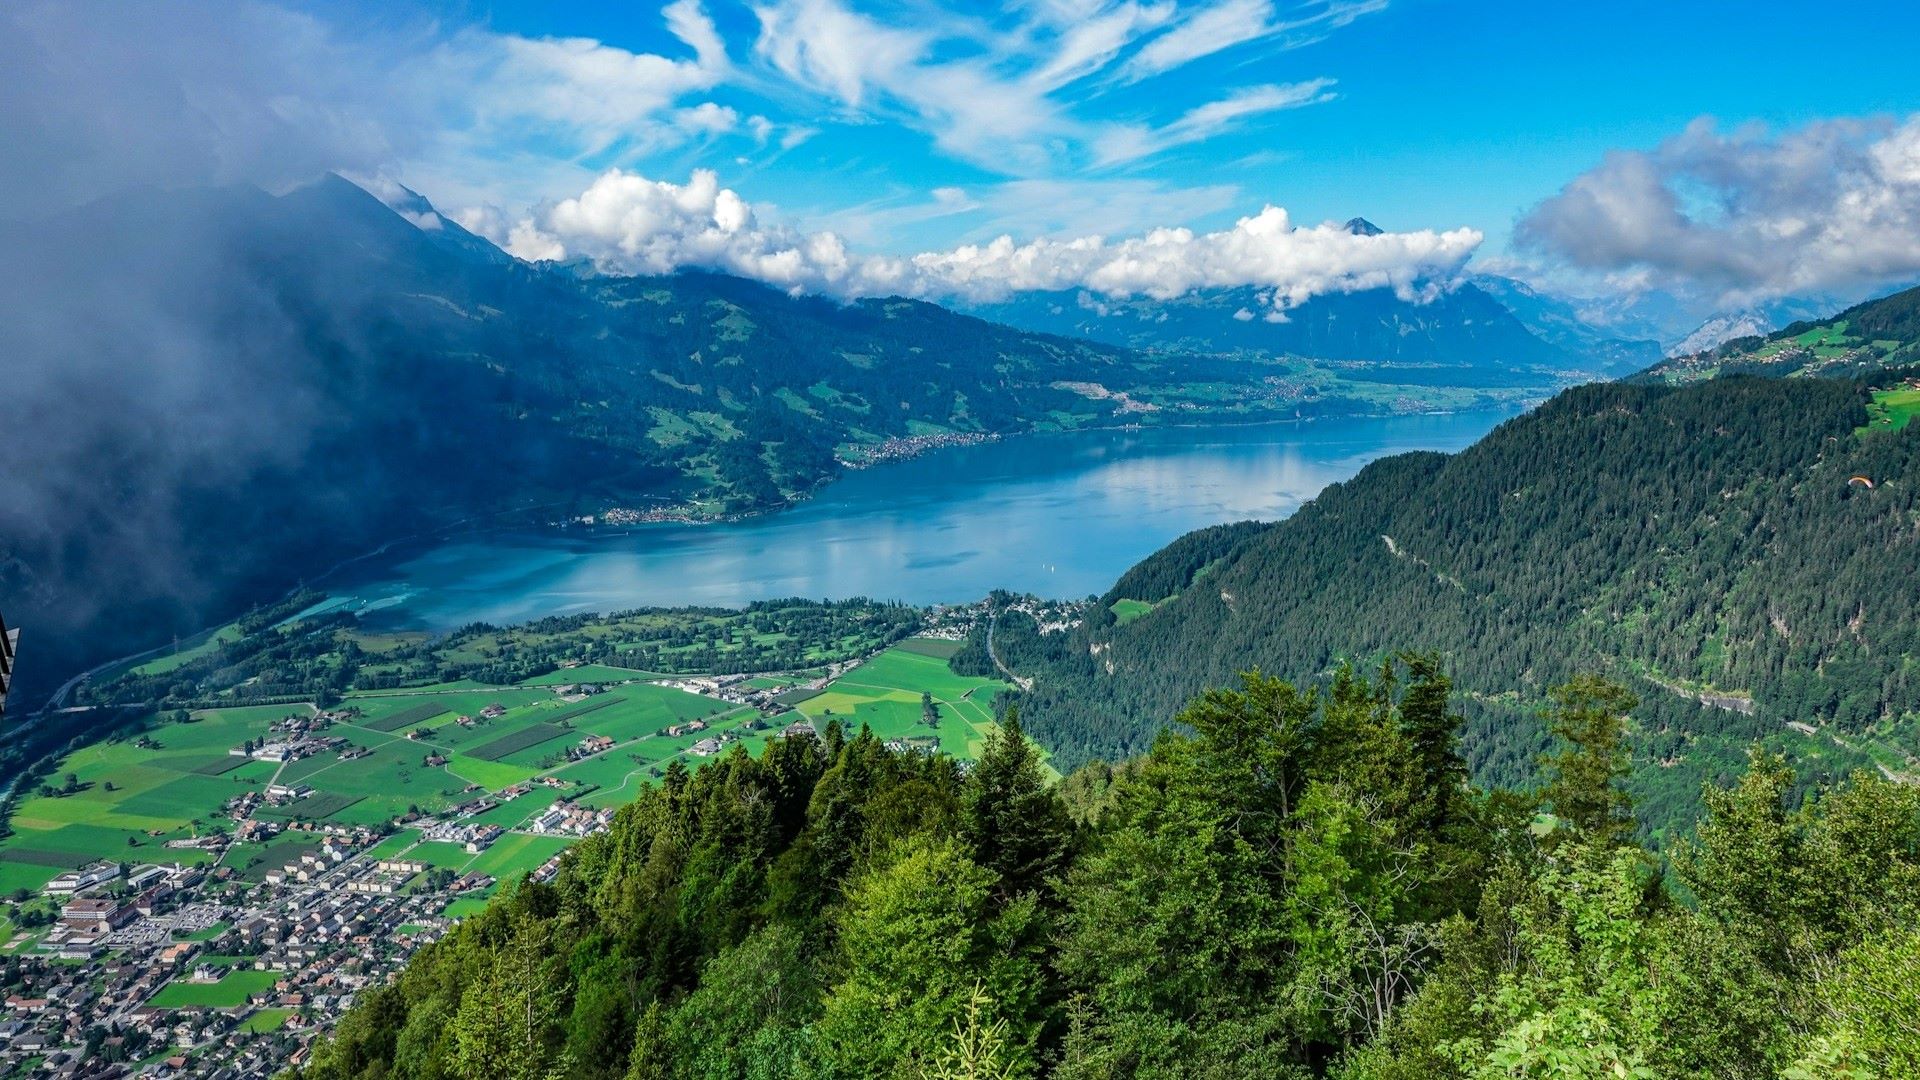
left=0, top=180, right=1631, bottom=714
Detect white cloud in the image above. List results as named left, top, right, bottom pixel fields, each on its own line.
left=1094, top=79, right=1336, bottom=164
left=1121, top=0, right=1388, bottom=82
left=486, top=167, right=1481, bottom=312
left=752, top=0, right=1070, bottom=172
left=1518, top=115, right=1920, bottom=304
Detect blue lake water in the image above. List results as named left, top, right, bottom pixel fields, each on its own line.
left=319, top=410, right=1514, bottom=632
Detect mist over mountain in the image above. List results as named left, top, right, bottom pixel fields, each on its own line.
left=966, top=277, right=1585, bottom=382
left=11, top=178, right=1475, bottom=714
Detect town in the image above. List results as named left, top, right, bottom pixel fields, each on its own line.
left=0, top=598, right=1048, bottom=1077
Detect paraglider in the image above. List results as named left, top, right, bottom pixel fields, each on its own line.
left=1848, top=475, right=1875, bottom=489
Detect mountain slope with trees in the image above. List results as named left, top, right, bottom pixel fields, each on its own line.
left=998, top=373, right=1919, bottom=841
left=294, top=665, right=1920, bottom=1079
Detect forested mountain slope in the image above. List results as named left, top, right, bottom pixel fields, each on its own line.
left=1004, top=374, right=1920, bottom=839
left=295, top=667, right=1920, bottom=1079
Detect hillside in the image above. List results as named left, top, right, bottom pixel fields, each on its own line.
left=1001, top=374, right=1920, bottom=840
left=1635, top=283, right=1920, bottom=384
left=0, top=179, right=1574, bottom=719
left=294, top=667, right=1920, bottom=1080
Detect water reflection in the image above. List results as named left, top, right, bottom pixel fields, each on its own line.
left=323, top=410, right=1511, bottom=631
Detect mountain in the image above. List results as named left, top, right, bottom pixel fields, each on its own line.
left=1468, top=274, right=1662, bottom=373
left=998, top=371, right=1919, bottom=841
left=0, top=176, right=1208, bottom=713
left=1636, top=283, right=1920, bottom=384
left=967, top=278, right=1583, bottom=384
left=1667, top=309, right=1777, bottom=356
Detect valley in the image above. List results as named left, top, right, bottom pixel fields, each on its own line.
left=0, top=592, right=1036, bottom=1071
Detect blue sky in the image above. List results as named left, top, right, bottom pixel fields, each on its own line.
left=9, top=0, right=1920, bottom=313
left=316, top=0, right=1920, bottom=253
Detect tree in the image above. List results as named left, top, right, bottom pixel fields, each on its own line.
left=923, top=691, right=940, bottom=728
left=815, top=837, right=1043, bottom=1078
left=1539, top=676, right=1637, bottom=846
left=962, top=706, right=1073, bottom=904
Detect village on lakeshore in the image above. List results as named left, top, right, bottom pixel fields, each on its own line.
left=0, top=596, right=1077, bottom=1077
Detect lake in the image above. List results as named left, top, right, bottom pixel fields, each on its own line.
left=318, top=410, right=1514, bottom=631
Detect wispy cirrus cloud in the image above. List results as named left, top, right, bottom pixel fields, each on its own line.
left=1093, top=79, right=1337, bottom=165
left=746, top=0, right=1357, bottom=174
left=1120, top=0, right=1388, bottom=82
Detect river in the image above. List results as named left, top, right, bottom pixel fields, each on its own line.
left=314, top=409, right=1514, bottom=632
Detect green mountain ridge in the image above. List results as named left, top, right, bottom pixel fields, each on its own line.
left=1000, top=369, right=1919, bottom=842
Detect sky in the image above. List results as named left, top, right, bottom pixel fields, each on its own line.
left=7, top=0, right=1920, bottom=315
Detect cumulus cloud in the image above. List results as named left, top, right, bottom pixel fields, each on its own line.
left=480, top=167, right=1480, bottom=311
left=1517, top=115, right=1920, bottom=304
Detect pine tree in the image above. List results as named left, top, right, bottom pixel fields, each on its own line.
left=963, top=705, right=1074, bottom=903
left=1539, top=675, right=1638, bottom=846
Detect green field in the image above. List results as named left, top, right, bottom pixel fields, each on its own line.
left=467, top=722, right=570, bottom=762
left=1861, top=387, right=1920, bottom=435
left=517, top=664, right=668, bottom=686
left=2, top=631, right=1021, bottom=902
left=794, top=644, right=1039, bottom=768
left=1109, top=598, right=1157, bottom=625
left=129, top=621, right=246, bottom=677
left=893, top=637, right=964, bottom=659
left=243, top=1008, right=294, bottom=1034
left=148, top=968, right=279, bottom=1008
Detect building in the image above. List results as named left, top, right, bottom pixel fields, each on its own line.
left=45, top=863, right=121, bottom=895
left=690, top=737, right=723, bottom=757
left=61, top=897, right=133, bottom=929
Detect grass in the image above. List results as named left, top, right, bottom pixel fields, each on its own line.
left=443, top=897, right=489, bottom=920
left=1860, top=387, right=1920, bottom=436
left=130, top=621, right=245, bottom=677
left=1109, top=598, right=1157, bottom=625
left=148, top=968, right=279, bottom=1008
left=243, top=1008, right=294, bottom=1034
left=467, top=722, right=569, bottom=762
left=794, top=644, right=1042, bottom=769
left=517, top=664, right=666, bottom=686
left=361, top=702, right=453, bottom=733
left=893, top=638, right=964, bottom=659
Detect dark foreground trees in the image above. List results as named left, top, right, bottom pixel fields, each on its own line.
left=295, top=664, right=1920, bottom=1080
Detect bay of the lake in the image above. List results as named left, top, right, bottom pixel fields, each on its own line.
left=318, top=409, right=1515, bottom=631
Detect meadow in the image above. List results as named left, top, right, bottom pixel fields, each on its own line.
left=1861, top=386, right=1920, bottom=434
left=1, top=632, right=1025, bottom=900
left=147, top=967, right=279, bottom=1008
left=792, top=641, right=1038, bottom=768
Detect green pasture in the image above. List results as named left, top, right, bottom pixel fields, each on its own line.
left=517, top=664, right=667, bottom=686
left=148, top=968, right=279, bottom=1009
left=1109, top=598, right=1156, bottom=625
left=243, top=1008, right=294, bottom=1034
left=1860, top=387, right=1920, bottom=435
left=796, top=645, right=1017, bottom=763
left=464, top=833, right=571, bottom=885
left=130, top=621, right=246, bottom=677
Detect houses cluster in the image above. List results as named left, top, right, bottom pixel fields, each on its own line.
left=526, top=800, right=608, bottom=837
left=421, top=820, right=503, bottom=853
left=227, top=719, right=345, bottom=764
